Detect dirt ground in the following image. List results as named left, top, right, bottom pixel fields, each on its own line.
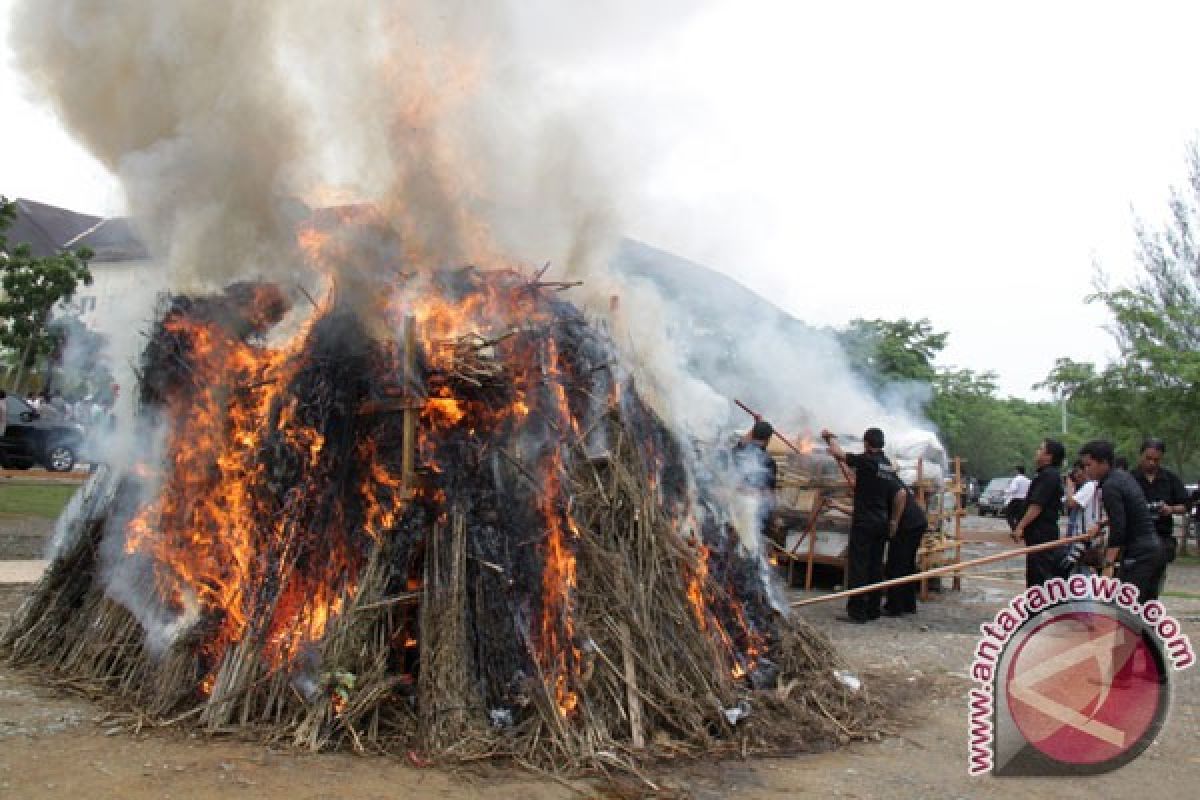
left=1, top=513, right=1198, bottom=799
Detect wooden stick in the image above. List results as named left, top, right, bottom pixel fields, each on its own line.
left=296, top=283, right=319, bottom=309
left=738, top=398, right=856, bottom=489
left=952, top=456, right=964, bottom=591
left=618, top=622, right=645, bottom=750
left=401, top=315, right=417, bottom=491
left=789, top=530, right=1100, bottom=609
left=733, top=398, right=806, bottom=456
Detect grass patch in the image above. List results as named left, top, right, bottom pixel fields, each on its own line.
left=0, top=483, right=79, bottom=519
left=1163, top=589, right=1200, bottom=601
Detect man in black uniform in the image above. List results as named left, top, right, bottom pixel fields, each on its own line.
left=732, top=419, right=778, bottom=493
left=882, top=478, right=928, bottom=616
left=1130, top=438, right=1189, bottom=594
left=1012, top=438, right=1066, bottom=587
left=821, top=426, right=895, bottom=623
left=1080, top=440, right=1165, bottom=603
left=731, top=419, right=778, bottom=549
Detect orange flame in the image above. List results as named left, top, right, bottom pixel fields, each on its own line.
left=122, top=283, right=404, bottom=683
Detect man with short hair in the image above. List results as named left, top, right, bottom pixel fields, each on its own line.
left=1060, top=460, right=1103, bottom=574
left=1079, top=440, right=1165, bottom=603
left=1012, top=439, right=1066, bottom=586
left=730, top=419, right=779, bottom=551
left=822, top=426, right=896, bottom=623
left=1130, top=438, right=1188, bottom=594
left=1064, top=462, right=1099, bottom=530
left=732, top=419, right=778, bottom=492
left=1004, top=466, right=1031, bottom=532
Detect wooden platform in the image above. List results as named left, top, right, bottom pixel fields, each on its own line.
left=770, top=456, right=968, bottom=595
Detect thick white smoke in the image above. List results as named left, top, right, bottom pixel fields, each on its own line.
left=8, top=1, right=664, bottom=289
left=11, top=1, right=952, bottom=650
left=11, top=0, right=940, bottom=477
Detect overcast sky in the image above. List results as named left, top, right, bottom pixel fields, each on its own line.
left=3, top=1, right=1196, bottom=399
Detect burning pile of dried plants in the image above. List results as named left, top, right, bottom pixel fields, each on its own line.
left=2, top=254, right=876, bottom=777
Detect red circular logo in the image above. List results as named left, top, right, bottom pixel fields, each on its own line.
left=1005, top=610, right=1166, bottom=767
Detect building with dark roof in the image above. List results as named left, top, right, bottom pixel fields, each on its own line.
left=5, top=197, right=163, bottom=333
left=5, top=198, right=102, bottom=259
left=64, top=217, right=151, bottom=262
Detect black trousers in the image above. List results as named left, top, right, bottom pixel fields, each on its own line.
left=847, top=523, right=887, bottom=620
left=1005, top=499, right=1026, bottom=532
left=1147, top=534, right=1176, bottom=599
left=1025, top=547, right=1061, bottom=587
left=1119, top=538, right=1167, bottom=604
left=885, top=525, right=924, bottom=612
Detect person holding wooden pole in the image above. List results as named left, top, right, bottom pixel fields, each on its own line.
left=1079, top=440, right=1166, bottom=604
left=820, top=426, right=896, bottom=624
left=729, top=419, right=778, bottom=553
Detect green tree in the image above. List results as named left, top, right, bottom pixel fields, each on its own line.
left=834, top=317, right=1074, bottom=481
left=0, top=196, right=94, bottom=391
left=838, top=317, right=948, bottom=389
left=1039, top=144, right=1200, bottom=475
left=925, top=368, right=1075, bottom=480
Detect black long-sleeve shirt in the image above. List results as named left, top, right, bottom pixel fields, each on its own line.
left=1099, top=468, right=1158, bottom=553
left=732, top=440, right=777, bottom=491
left=1131, top=466, right=1189, bottom=538
left=1022, top=465, right=1063, bottom=544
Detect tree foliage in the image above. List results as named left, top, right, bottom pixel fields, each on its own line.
left=0, top=195, right=94, bottom=389
left=924, top=367, right=1088, bottom=481
left=837, top=316, right=1074, bottom=482
left=1039, top=144, right=1200, bottom=475
left=837, top=317, right=947, bottom=389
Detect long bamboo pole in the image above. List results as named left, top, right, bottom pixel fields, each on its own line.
left=789, top=530, right=1101, bottom=609
left=733, top=398, right=805, bottom=455
left=732, top=397, right=857, bottom=487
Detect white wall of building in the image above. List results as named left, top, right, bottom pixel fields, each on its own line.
left=66, top=258, right=167, bottom=411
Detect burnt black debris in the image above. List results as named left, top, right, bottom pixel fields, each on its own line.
left=3, top=267, right=875, bottom=773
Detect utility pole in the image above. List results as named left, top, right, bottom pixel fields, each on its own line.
left=1060, top=389, right=1068, bottom=435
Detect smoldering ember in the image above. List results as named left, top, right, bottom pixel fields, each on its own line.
left=0, top=211, right=873, bottom=775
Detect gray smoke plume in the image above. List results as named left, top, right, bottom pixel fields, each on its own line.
left=8, top=1, right=659, bottom=291
left=10, top=3, right=306, bottom=286
left=11, top=0, right=941, bottom=462
left=12, top=2, right=949, bottom=650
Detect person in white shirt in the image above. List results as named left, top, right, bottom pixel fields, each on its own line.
left=1004, top=466, right=1031, bottom=531
left=1066, top=463, right=1102, bottom=532
left=1059, top=461, right=1105, bottom=575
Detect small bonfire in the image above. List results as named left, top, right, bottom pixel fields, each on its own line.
left=2, top=248, right=874, bottom=774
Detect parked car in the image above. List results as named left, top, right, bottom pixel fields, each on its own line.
left=0, top=395, right=86, bottom=472
left=977, top=477, right=1009, bottom=516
